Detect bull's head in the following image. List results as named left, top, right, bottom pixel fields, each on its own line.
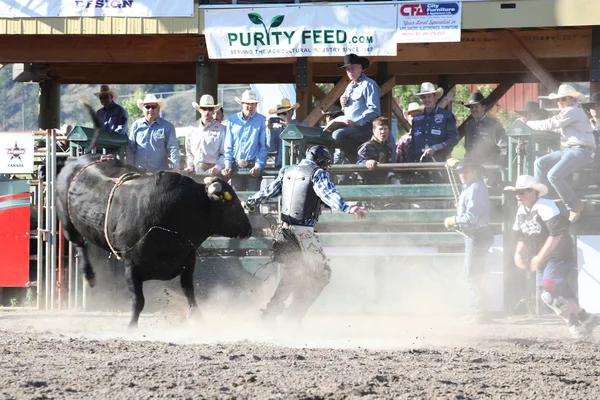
left=204, top=177, right=252, bottom=239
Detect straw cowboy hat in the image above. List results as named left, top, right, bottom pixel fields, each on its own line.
left=414, top=82, right=444, bottom=100
left=337, top=53, right=370, bottom=69
left=192, top=94, right=222, bottom=112
left=504, top=175, right=548, bottom=197
left=234, top=89, right=262, bottom=105
left=583, top=92, right=600, bottom=109
left=136, top=94, right=165, bottom=111
left=94, top=84, right=118, bottom=99
left=462, top=92, right=489, bottom=107
left=516, top=101, right=550, bottom=119
left=268, top=98, right=300, bottom=115
left=548, top=84, right=586, bottom=103
left=404, top=102, right=424, bottom=116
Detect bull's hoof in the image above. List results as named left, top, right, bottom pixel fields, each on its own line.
left=85, top=275, right=96, bottom=288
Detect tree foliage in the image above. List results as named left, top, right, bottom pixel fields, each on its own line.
left=122, top=88, right=147, bottom=122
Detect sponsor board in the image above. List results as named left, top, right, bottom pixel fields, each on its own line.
left=0, top=133, right=34, bottom=174
left=398, top=2, right=462, bottom=43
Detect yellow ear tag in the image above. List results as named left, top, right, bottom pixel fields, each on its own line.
left=223, top=191, right=232, bottom=201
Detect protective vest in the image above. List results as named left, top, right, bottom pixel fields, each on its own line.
left=280, top=165, right=322, bottom=225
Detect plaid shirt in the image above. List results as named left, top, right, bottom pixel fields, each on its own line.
left=247, top=159, right=352, bottom=226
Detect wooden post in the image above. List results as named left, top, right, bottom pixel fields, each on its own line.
left=295, top=57, right=313, bottom=121
left=591, top=26, right=600, bottom=95
left=195, top=58, right=218, bottom=120
left=377, top=62, right=393, bottom=124
left=39, top=81, right=60, bottom=130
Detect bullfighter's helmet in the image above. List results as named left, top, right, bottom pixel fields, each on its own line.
left=305, top=145, right=332, bottom=169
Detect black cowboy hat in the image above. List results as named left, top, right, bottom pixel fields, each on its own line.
left=515, top=101, right=550, bottom=119
left=583, top=92, right=600, bottom=109
left=462, top=92, right=489, bottom=107
left=337, top=53, right=370, bottom=69
left=453, top=157, right=483, bottom=173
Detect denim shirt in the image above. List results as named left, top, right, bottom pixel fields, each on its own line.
left=96, top=101, right=129, bottom=135
left=225, top=111, right=268, bottom=169
left=342, top=73, right=381, bottom=126
left=128, top=117, right=180, bottom=171
left=456, top=178, right=490, bottom=230
left=409, top=106, right=459, bottom=159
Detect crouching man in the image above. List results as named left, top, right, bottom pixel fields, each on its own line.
left=506, top=175, right=597, bottom=339
left=243, top=145, right=367, bottom=322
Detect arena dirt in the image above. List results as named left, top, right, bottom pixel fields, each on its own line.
left=0, top=304, right=599, bottom=400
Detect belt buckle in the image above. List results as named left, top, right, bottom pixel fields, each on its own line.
left=238, top=160, right=248, bottom=168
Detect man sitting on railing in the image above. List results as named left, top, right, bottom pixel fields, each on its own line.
left=356, top=117, right=400, bottom=185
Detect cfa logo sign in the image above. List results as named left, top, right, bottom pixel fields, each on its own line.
left=400, top=3, right=460, bottom=17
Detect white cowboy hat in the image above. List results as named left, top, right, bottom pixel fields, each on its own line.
left=94, top=84, right=118, bottom=99
left=404, top=102, right=424, bottom=116
left=414, top=82, right=444, bottom=100
left=136, top=94, right=165, bottom=111
left=268, top=98, right=300, bottom=115
left=234, top=90, right=262, bottom=105
left=192, top=94, right=222, bottom=112
left=504, top=175, right=548, bottom=197
left=548, top=84, right=586, bottom=103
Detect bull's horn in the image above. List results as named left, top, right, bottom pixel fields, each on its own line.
left=204, top=177, right=218, bottom=184
left=208, top=182, right=222, bottom=195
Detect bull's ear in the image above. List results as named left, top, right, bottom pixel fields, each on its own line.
left=223, top=191, right=233, bottom=201
left=206, top=181, right=223, bottom=202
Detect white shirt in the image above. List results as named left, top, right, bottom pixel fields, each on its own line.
left=526, top=104, right=595, bottom=149
left=185, top=119, right=226, bottom=171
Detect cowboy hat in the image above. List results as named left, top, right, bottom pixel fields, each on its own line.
left=414, top=82, right=444, bottom=100
left=548, top=84, right=586, bottom=103
left=136, top=94, right=165, bottom=111
left=451, top=157, right=483, bottom=173
left=404, top=102, right=424, bottom=116
left=515, top=101, right=550, bottom=118
left=192, top=94, right=222, bottom=112
left=504, top=175, right=548, bottom=197
left=583, top=92, right=600, bottom=109
left=234, top=89, right=262, bottom=105
left=94, top=84, right=118, bottom=99
left=337, top=53, right=370, bottom=69
left=462, top=92, right=489, bottom=107
left=268, top=98, right=300, bottom=115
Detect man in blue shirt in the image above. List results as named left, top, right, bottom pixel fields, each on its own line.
left=128, top=94, right=180, bottom=172
left=333, top=53, right=381, bottom=163
left=222, top=90, right=268, bottom=191
left=94, top=85, right=129, bottom=135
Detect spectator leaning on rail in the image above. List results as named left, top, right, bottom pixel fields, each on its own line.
left=333, top=53, right=382, bottom=163
left=393, top=102, right=424, bottom=163
left=505, top=174, right=598, bottom=339
left=222, top=89, right=268, bottom=191
left=243, top=145, right=367, bottom=323
left=518, top=84, right=596, bottom=223
left=357, top=116, right=401, bottom=185
left=94, top=85, right=129, bottom=135
left=408, top=82, right=459, bottom=163
left=183, top=95, right=226, bottom=176
left=444, top=157, right=493, bottom=324
left=128, top=94, right=180, bottom=172
left=266, top=98, right=308, bottom=168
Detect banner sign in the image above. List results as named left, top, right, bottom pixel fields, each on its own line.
left=397, top=2, right=462, bottom=43
left=204, top=5, right=397, bottom=59
left=0, top=133, right=34, bottom=174
left=0, top=0, right=194, bottom=18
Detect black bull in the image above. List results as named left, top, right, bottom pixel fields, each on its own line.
left=56, top=154, right=252, bottom=327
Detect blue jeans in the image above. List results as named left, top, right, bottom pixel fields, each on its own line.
left=534, top=146, right=594, bottom=210
left=537, top=260, right=575, bottom=299
left=332, top=124, right=373, bottom=163
left=463, top=228, right=493, bottom=316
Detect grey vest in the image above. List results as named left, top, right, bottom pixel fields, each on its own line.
left=281, top=165, right=322, bottom=225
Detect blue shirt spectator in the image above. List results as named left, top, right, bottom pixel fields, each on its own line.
left=341, top=72, right=381, bottom=126
left=225, top=111, right=268, bottom=170
left=94, top=85, right=128, bottom=135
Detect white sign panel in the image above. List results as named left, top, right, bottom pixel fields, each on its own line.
left=397, top=2, right=462, bottom=43
left=0, top=133, right=34, bottom=174
left=204, top=5, right=397, bottom=60
left=0, top=0, right=193, bottom=18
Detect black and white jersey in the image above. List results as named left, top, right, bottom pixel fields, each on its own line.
left=512, top=197, right=572, bottom=263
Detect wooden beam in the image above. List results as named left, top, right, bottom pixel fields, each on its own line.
left=311, top=83, right=326, bottom=101
left=380, top=76, right=397, bottom=97
left=196, top=61, right=218, bottom=121
left=391, top=100, right=411, bottom=132
left=497, top=30, right=560, bottom=91
left=457, top=83, right=514, bottom=138
left=295, top=57, right=313, bottom=121
left=437, top=85, right=456, bottom=109
left=302, top=76, right=350, bottom=127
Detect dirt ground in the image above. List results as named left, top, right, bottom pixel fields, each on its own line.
left=0, top=307, right=599, bottom=400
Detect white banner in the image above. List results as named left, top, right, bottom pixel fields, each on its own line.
left=397, top=2, right=462, bottom=43
left=0, top=0, right=193, bottom=18
left=204, top=5, right=397, bottom=60
left=0, top=133, right=34, bottom=174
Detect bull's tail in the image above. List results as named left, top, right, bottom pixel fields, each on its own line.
left=82, top=102, right=102, bottom=154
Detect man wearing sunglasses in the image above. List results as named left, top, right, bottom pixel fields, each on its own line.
left=94, top=85, right=129, bottom=136
left=128, top=94, right=180, bottom=172
left=505, top=175, right=597, bottom=339
left=266, top=98, right=308, bottom=168
left=518, top=84, right=595, bottom=222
